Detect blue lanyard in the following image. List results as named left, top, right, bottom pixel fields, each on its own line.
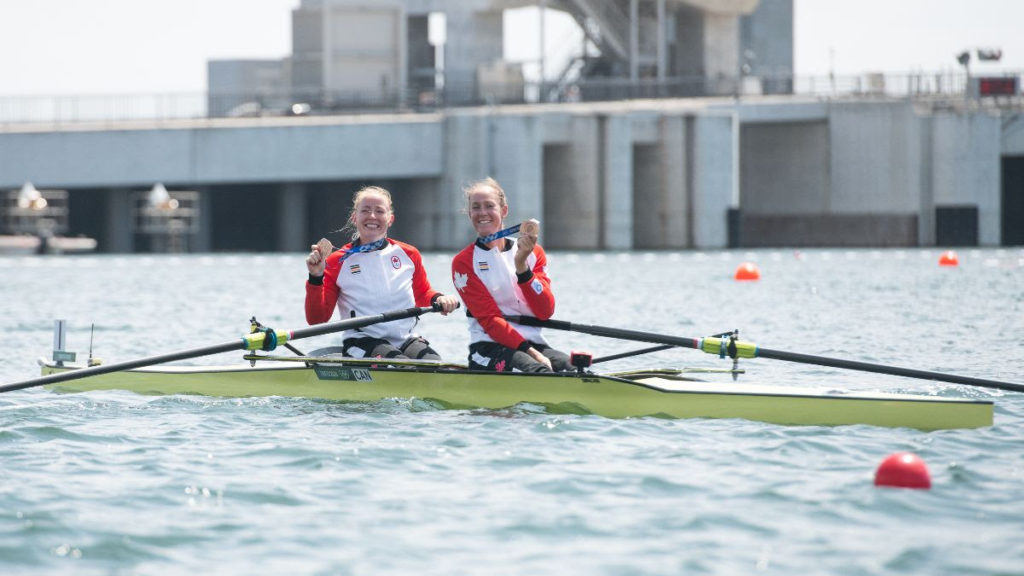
left=477, top=224, right=521, bottom=245
left=338, top=237, right=388, bottom=262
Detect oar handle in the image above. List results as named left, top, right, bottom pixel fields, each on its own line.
left=1, top=305, right=442, bottom=394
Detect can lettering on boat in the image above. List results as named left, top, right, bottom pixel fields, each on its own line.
left=312, top=365, right=373, bottom=382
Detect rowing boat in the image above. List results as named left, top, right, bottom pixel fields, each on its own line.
left=6, top=305, right=1015, bottom=431
left=37, top=355, right=993, bottom=430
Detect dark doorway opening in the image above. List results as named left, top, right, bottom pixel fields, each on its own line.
left=1002, top=155, right=1024, bottom=246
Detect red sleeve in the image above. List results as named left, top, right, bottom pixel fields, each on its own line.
left=518, top=244, right=556, bottom=320
left=304, top=248, right=344, bottom=325
left=452, top=245, right=528, bottom=350
left=396, top=240, right=440, bottom=307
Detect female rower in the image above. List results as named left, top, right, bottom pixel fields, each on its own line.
left=305, top=186, right=460, bottom=359
left=451, top=177, right=571, bottom=372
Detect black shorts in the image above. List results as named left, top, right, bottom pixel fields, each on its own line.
left=343, top=335, right=441, bottom=360
left=468, top=341, right=571, bottom=373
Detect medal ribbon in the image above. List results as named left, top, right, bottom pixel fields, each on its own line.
left=477, top=224, right=521, bottom=245
left=337, top=237, right=388, bottom=263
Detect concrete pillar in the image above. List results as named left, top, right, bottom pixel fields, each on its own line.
left=633, top=115, right=686, bottom=248
left=443, top=9, right=503, bottom=104
left=193, top=186, right=213, bottom=253
left=633, top=143, right=661, bottom=248
left=105, top=188, right=133, bottom=253
left=673, top=9, right=742, bottom=95
left=918, top=118, right=935, bottom=246
left=674, top=9, right=706, bottom=78
left=629, top=0, right=639, bottom=82
left=656, top=0, right=667, bottom=80
left=407, top=15, right=435, bottom=98
left=278, top=182, right=308, bottom=252
left=398, top=178, right=442, bottom=250
left=660, top=114, right=688, bottom=247
left=441, top=112, right=490, bottom=249
left=601, top=114, right=633, bottom=249
left=490, top=115, right=544, bottom=235
left=543, top=115, right=600, bottom=249
left=930, top=111, right=1001, bottom=245
left=704, top=14, right=741, bottom=95
left=690, top=113, right=737, bottom=248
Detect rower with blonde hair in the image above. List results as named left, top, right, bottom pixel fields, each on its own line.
left=451, top=177, right=570, bottom=372
left=305, top=186, right=460, bottom=359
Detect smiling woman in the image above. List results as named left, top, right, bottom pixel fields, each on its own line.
left=451, top=177, right=571, bottom=373
left=303, top=185, right=460, bottom=360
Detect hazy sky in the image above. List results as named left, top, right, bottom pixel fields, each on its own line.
left=0, top=0, right=1018, bottom=96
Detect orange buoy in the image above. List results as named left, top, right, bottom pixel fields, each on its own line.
left=874, top=452, right=931, bottom=489
left=938, top=250, right=959, bottom=267
left=734, top=262, right=760, bottom=281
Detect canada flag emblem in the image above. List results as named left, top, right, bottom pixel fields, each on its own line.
left=453, top=272, right=469, bottom=292
left=391, top=255, right=401, bottom=269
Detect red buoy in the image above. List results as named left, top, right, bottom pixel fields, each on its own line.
left=734, top=262, right=761, bottom=281
left=874, top=452, right=931, bottom=489
left=938, top=250, right=959, bottom=267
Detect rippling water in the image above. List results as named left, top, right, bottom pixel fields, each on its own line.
left=2, top=249, right=1023, bottom=575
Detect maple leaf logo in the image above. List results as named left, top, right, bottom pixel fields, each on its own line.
left=453, top=271, right=469, bottom=292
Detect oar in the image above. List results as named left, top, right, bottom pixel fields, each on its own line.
left=591, top=345, right=674, bottom=364
left=1, top=305, right=442, bottom=394
left=509, top=316, right=1024, bottom=393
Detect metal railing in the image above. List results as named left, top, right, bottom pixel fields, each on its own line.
left=1, top=70, right=1020, bottom=127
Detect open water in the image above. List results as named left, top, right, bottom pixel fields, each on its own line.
left=1, top=248, right=1023, bottom=576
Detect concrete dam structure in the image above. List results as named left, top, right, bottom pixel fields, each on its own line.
left=1, top=95, right=1018, bottom=252
left=1, top=0, right=1021, bottom=251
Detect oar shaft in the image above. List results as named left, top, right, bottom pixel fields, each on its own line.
left=512, top=317, right=701, bottom=350
left=1, top=341, right=244, bottom=393
left=513, top=316, right=1024, bottom=394
left=756, top=347, right=1024, bottom=392
left=286, top=306, right=435, bottom=341
left=1, top=306, right=437, bottom=394
left=592, top=345, right=674, bottom=364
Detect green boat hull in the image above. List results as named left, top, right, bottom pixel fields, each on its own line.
left=40, top=360, right=993, bottom=430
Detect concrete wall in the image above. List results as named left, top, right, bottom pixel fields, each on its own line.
left=601, top=114, right=633, bottom=249
left=735, top=101, right=922, bottom=247
left=207, top=59, right=288, bottom=116
left=673, top=8, right=741, bottom=94
left=628, top=114, right=688, bottom=248
left=735, top=100, right=1006, bottom=247
left=829, top=102, right=923, bottom=214
left=0, top=117, right=445, bottom=189
left=740, top=0, right=793, bottom=85
left=691, top=112, right=736, bottom=247
left=542, top=115, right=601, bottom=249
left=673, top=7, right=705, bottom=77
left=443, top=8, right=504, bottom=100
left=740, top=120, right=828, bottom=215
left=441, top=112, right=490, bottom=248
left=291, top=3, right=406, bottom=98
left=324, top=6, right=406, bottom=96
left=930, top=110, right=1002, bottom=245
left=1004, top=116, right=1024, bottom=155
left=0, top=98, right=1013, bottom=251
